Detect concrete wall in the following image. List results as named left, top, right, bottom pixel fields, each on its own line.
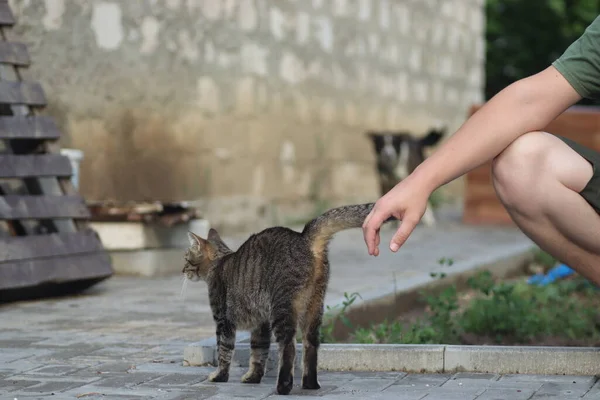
left=8, top=0, right=485, bottom=233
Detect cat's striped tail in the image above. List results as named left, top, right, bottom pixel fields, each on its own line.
left=301, top=203, right=396, bottom=256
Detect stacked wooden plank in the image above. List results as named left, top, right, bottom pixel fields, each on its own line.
left=463, top=104, right=600, bottom=225
left=0, top=1, right=112, bottom=302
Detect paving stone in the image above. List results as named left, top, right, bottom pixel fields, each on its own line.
left=381, top=385, right=431, bottom=399
left=330, top=378, right=396, bottom=393
left=475, top=387, right=536, bottom=400
left=582, top=380, right=600, bottom=399
left=71, top=361, right=137, bottom=376
left=534, top=381, right=596, bottom=397
left=139, top=372, right=208, bottom=387
left=0, top=359, right=44, bottom=375
left=485, top=379, right=544, bottom=391
left=132, top=362, right=213, bottom=375
left=7, top=396, right=76, bottom=400
left=264, top=396, right=325, bottom=400
left=91, top=346, right=149, bottom=356
left=62, top=384, right=174, bottom=399
left=320, top=371, right=407, bottom=380
left=24, top=364, right=85, bottom=376
left=18, top=379, right=90, bottom=394
left=498, top=374, right=597, bottom=384
left=583, top=390, right=600, bottom=399
left=0, top=348, right=49, bottom=363
left=194, top=381, right=275, bottom=398
left=0, top=338, right=44, bottom=347
left=394, top=373, right=453, bottom=387
left=0, top=378, right=41, bottom=391
left=449, top=372, right=500, bottom=381
left=168, top=392, right=218, bottom=400
left=43, top=345, right=104, bottom=361
left=94, top=372, right=164, bottom=388
left=440, top=372, right=500, bottom=392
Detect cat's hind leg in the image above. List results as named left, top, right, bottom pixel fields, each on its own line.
left=208, top=318, right=236, bottom=383
left=241, top=321, right=271, bottom=384
left=300, top=289, right=324, bottom=390
left=272, top=305, right=298, bottom=395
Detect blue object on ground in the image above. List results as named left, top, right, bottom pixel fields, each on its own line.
left=527, top=263, right=575, bottom=286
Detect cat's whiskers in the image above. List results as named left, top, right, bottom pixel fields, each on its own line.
left=180, top=275, right=189, bottom=299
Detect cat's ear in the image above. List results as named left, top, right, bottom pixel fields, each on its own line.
left=207, top=228, right=222, bottom=242
left=187, top=231, right=205, bottom=247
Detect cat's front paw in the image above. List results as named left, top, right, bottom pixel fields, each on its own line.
left=208, top=369, right=229, bottom=383
left=241, top=370, right=263, bottom=384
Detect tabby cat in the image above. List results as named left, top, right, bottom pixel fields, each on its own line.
left=183, top=203, right=393, bottom=395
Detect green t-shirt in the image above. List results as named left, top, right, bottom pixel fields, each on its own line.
left=553, top=15, right=600, bottom=100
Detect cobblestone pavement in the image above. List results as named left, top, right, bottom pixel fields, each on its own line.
left=0, top=210, right=546, bottom=399
left=2, top=349, right=600, bottom=400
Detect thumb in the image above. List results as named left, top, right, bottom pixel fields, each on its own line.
left=390, top=215, right=419, bottom=252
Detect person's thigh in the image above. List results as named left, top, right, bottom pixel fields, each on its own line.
left=551, top=133, right=600, bottom=213
left=493, top=131, right=600, bottom=255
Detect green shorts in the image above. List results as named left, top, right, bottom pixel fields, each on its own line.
left=554, top=134, right=600, bottom=213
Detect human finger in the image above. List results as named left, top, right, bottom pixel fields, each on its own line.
left=362, top=209, right=389, bottom=255
left=389, top=215, right=419, bottom=252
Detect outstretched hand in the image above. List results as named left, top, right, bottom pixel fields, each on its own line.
left=362, top=175, right=432, bottom=256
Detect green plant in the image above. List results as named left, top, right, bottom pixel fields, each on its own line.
left=353, top=319, right=405, bottom=344
left=421, top=285, right=460, bottom=343
left=531, top=247, right=558, bottom=270
left=460, top=271, right=600, bottom=343
left=343, top=268, right=600, bottom=346
left=430, top=257, right=455, bottom=279
left=320, top=291, right=362, bottom=343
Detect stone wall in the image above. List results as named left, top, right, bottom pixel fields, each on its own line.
left=8, top=0, right=485, bottom=233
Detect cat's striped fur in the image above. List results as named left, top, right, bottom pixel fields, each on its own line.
left=183, top=202, right=392, bottom=395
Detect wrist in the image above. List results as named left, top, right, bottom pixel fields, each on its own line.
left=409, top=161, right=440, bottom=195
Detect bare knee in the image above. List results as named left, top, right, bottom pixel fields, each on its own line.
left=492, top=131, right=551, bottom=212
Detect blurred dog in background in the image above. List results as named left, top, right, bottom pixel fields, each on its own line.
left=367, top=126, right=446, bottom=226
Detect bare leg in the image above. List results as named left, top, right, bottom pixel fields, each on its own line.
left=492, top=131, right=600, bottom=286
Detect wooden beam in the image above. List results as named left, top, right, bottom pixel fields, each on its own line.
left=0, top=154, right=72, bottom=178
left=0, top=81, right=46, bottom=106
left=0, top=1, right=15, bottom=26
left=0, top=252, right=113, bottom=290
left=0, top=229, right=103, bottom=262
left=0, top=195, right=91, bottom=219
left=0, top=42, right=29, bottom=65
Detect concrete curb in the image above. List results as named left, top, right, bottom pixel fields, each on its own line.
left=183, top=342, right=600, bottom=376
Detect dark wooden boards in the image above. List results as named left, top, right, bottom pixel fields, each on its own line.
left=0, top=116, right=61, bottom=139
left=0, top=154, right=72, bottom=178
left=0, top=1, right=14, bottom=26
left=0, top=252, right=113, bottom=290
left=0, top=229, right=103, bottom=262
left=0, top=42, right=29, bottom=66
left=0, top=0, right=113, bottom=302
left=0, top=195, right=91, bottom=219
left=0, top=81, right=46, bottom=106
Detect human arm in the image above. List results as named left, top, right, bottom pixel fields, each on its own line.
left=362, top=66, right=582, bottom=256
left=363, top=15, right=600, bottom=256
